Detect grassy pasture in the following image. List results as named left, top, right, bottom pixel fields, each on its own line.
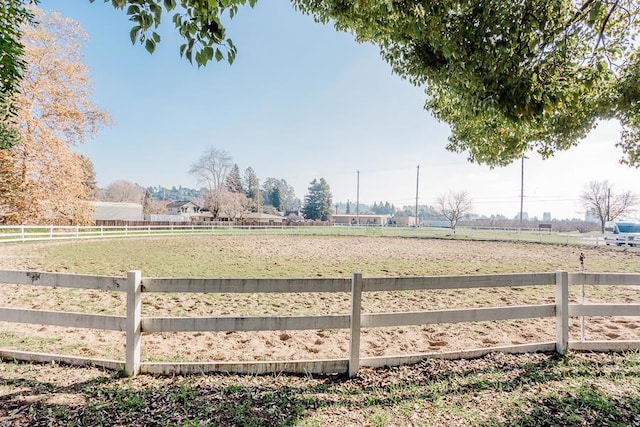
left=1, top=235, right=640, bottom=425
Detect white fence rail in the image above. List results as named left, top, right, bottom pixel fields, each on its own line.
left=0, top=224, right=609, bottom=246
left=0, top=270, right=639, bottom=376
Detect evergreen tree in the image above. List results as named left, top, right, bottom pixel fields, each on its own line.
left=346, top=199, right=350, bottom=214
left=243, top=167, right=260, bottom=212
left=225, top=164, right=244, bottom=193
left=302, top=178, right=332, bottom=221
left=270, top=186, right=281, bottom=211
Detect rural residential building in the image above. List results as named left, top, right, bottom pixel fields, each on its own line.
left=244, top=213, right=286, bottom=225
left=332, top=214, right=391, bottom=226
left=166, top=201, right=201, bottom=216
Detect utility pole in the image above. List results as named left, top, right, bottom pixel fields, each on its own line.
left=257, top=179, right=262, bottom=214
left=415, top=165, right=420, bottom=227
left=519, top=156, right=525, bottom=229
left=606, top=187, right=611, bottom=221
left=356, top=170, right=360, bottom=226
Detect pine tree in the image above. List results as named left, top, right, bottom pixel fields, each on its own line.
left=225, top=164, right=244, bottom=193
left=270, top=186, right=281, bottom=211
left=243, top=167, right=260, bottom=212
left=302, top=178, right=332, bottom=221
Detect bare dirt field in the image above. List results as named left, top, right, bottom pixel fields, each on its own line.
left=0, top=235, right=639, bottom=363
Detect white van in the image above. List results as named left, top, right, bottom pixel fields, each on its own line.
left=604, top=221, right=640, bottom=247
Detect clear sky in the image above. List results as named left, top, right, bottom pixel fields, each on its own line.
left=42, top=1, right=640, bottom=220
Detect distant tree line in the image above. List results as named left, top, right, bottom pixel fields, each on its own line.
left=145, top=186, right=201, bottom=202
left=188, top=146, right=304, bottom=219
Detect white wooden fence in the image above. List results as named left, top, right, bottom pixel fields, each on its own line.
left=0, top=224, right=604, bottom=246
left=0, top=270, right=639, bottom=377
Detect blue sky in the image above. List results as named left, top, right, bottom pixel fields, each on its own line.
left=42, top=1, right=640, bottom=220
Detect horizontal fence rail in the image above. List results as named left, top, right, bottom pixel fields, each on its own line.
left=0, top=270, right=638, bottom=376
left=0, top=307, right=126, bottom=331
left=142, top=277, right=351, bottom=293
left=362, top=272, right=557, bottom=291
left=0, top=270, right=126, bottom=291
left=361, top=305, right=557, bottom=328
left=142, top=314, right=352, bottom=333
left=569, top=272, right=640, bottom=286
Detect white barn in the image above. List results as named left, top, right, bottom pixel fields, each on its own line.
left=90, top=201, right=143, bottom=221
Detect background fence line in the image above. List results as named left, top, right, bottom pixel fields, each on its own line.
left=0, top=269, right=639, bottom=376
left=0, top=224, right=610, bottom=246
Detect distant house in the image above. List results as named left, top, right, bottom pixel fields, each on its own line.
left=244, top=213, right=286, bottom=225
left=332, top=214, right=391, bottom=226
left=166, top=201, right=201, bottom=216
left=190, top=210, right=216, bottom=222
left=91, top=201, right=143, bottom=221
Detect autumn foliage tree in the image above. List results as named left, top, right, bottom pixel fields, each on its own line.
left=0, top=8, right=111, bottom=225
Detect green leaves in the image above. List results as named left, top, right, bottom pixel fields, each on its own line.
left=0, top=0, right=39, bottom=149
left=129, top=25, right=141, bottom=44
left=100, top=0, right=257, bottom=66
left=144, top=38, right=155, bottom=54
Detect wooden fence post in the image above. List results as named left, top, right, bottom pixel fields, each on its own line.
left=126, top=270, right=142, bottom=376
left=555, top=270, right=569, bottom=355
left=349, top=272, right=363, bottom=377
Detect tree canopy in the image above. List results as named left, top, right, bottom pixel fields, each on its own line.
left=292, top=0, right=640, bottom=167
left=4, top=1, right=640, bottom=167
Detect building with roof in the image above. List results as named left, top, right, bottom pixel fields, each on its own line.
left=166, top=201, right=201, bottom=216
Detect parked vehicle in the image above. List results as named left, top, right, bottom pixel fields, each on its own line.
left=604, top=221, right=640, bottom=247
